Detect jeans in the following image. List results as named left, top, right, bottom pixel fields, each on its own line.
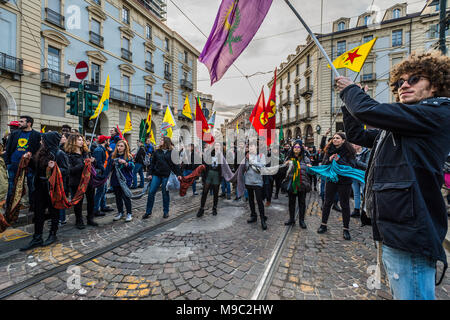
left=132, top=163, right=145, bottom=188
left=113, top=186, right=132, bottom=215
left=221, top=178, right=230, bottom=196
left=94, top=184, right=107, bottom=212
left=352, top=179, right=365, bottom=210
left=146, top=175, right=169, bottom=215
left=183, top=170, right=196, bottom=194
left=382, top=244, right=436, bottom=300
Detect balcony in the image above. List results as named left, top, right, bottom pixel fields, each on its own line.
left=41, top=68, right=70, bottom=90
left=145, top=61, right=154, bottom=73
left=180, top=79, right=193, bottom=91
left=281, top=98, right=291, bottom=107
left=294, top=93, right=300, bottom=103
left=0, top=52, right=23, bottom=80
left=164, top=71, right=172, bottom=81
left=361, top=73, right=376, bottom=82
left=0, top=0, right=10, bottom=3
left=45, top=8, right=65, bottom=29
left=136, top=0, right=165, bottom=19
left=89, top=31, right=104, bottom=48
left=299, top=112, right=312, bottom=121
left=299, top=86, right=313, bottom=98
left=121, top=48, right=132, bottom=62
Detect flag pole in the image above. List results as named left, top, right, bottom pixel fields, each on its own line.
left=330, top=72, right=361, bottom=131
left=284, top=0, right=340, bottom=78
left=89, top=114, right=101, bottom=146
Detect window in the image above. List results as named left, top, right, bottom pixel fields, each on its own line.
left=48, top=0, right=61, bottom=13
left=122, top=75, right=130, bottom=92
left=122, top=7, right=130, bottom=24
left=123, top=37, right=129, bottom=50
left=363, top=35, right=373, bottom=43
left=295, top=84, right=299, bottom=96
left=164, top=62, right=170, bottom=73
left=364, top=15, right=371, bottom=26
left=146, top=51, right=152, bottom=62
left=306, top=54, right=310, bottom=68
left=362, top=62, right=373, bottom=80
left=165, top=37, right=170, bottom=51
left=296, top=64, right=299, bottom=76
left=183, top=72, right=188, bottom=80
left=392, top=30, right=402, bottom=47
left=287, top=72, right=290, bottom=83
left=337, top=40, right=346, bottom=56
left=91, top=19, right=100, bottom=34
left=48, top=46, right=60, bottom=71
left=146, top=24, right=152, bottom=40
left=306, top=77, right=310, bottom=90
left=393, top=8, right=401, bottom=19
left=91, top=63, right=100, bottom=85
left=184, top=51, right=188, bottom=63
left=306, top=100, right=311, bottom=114
left=146, top=84, right=152, bottom=102
left=165, top=92, right=170, bottom=105
left=338, top=22, right=345, bottom=31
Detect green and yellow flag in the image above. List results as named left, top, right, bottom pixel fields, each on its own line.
left=90, top=75, right=110, bottom=120
left=145, top=106, right=152, bottom=134
left=328, top=38, right=377, bottom=73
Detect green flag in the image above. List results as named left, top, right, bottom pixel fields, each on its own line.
left=279, top=123, right=284, bottom=143
left=139, top=119, right=146, bottom=143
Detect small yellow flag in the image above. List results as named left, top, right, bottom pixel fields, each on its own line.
left=328, top=38, right=377, bottom=73
left=161, top=106, right=176, bottom=139
left=90, top=75, right=110, bottom=120
left=150, top=128, right=156, bottom=145
left=146, top=106, right=152, bottom=134
left=236, top=121, right=239, bottom=134
left=182, top=95, right=192, bottom=119
left=122, top=112, right=132, bottom=134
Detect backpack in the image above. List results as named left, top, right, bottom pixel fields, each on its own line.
left=143, top=153, right=151, bottom=166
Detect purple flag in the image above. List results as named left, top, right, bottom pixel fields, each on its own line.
left=199, top=0, right=273, bottom=85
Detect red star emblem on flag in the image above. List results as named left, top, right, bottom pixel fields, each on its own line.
left=345, top=48, right=362, bottom=64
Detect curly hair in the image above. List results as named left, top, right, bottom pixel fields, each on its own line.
left=390, top=50, right=450, bottom=102
left=64, top=133, right=89, bottom=154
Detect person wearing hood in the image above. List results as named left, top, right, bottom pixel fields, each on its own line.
left=20, top=132, right=69, bottom=250
left=65, top=134, right=97, bottom=229
left=317, top=132, right=356, bottom=240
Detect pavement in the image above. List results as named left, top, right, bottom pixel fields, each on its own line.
left=1, top=189, right=449, bottom=300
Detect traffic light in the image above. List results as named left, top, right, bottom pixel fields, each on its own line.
left=84, top=92, right=99, bottom=117
left=66, top=91, right=78, bottom=116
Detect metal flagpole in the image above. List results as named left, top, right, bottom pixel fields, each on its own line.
left=89, top=113, right=101, bottom=146
left=330, top=72, right=361, bottom=130
left=284, top=0, right=340, bottom=78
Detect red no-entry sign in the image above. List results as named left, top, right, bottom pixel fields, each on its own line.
left=75, top=61, right=89, bottom=80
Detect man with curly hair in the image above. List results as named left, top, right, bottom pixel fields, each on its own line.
left=336, top=50, right=450, bottom=300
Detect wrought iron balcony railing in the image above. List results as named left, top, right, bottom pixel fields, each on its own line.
left=121, top=48, right=132, bottom=62
left=0, top=52, right=23, bottom=79
left=41, top=68, right=70, bottom=88
left=145, top=61, right=154, bottom=73
left=164, top=71, right=172, bottom=81
left=180, top=79, right=193, bottom=91
left=45, top=8, right=65, bottom=28
left=89, top=31, right=104, bottom=48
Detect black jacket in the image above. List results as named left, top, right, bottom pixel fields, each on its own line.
left=322, top=144, right=356, bottom=185
left=5, top=129, right=42, bottom=165
left=341, top=84, right=450, bottom=271
left=149, top=149, right=182, bottom=178
left=355, top=147, right=371, bottom=171
left=67, top=152, right=90, bottom=188
left=134, top=146, right=146, bottom=165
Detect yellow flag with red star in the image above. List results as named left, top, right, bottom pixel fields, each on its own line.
left=328, top=38, right=377, bottom=73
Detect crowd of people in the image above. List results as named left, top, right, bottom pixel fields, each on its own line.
left=0, top=50, right=448, bottom=300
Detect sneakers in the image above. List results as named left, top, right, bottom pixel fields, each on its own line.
left=125, top=214, right=132, bottom=222
left=113, top=213, right=123, bottom=221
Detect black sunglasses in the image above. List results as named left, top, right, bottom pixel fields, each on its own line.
left=395, top=75, right=428, bottom=90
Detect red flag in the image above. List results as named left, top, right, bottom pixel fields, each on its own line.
left=249, top=88, right=266, bottom=135
left=195, top=97, right=214, bottom=144
left=116, top=125, right=124, bottom=140
left=265, top=69, right=277, bottom=146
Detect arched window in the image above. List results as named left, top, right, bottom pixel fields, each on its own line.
left=393, top=8, right=401, bottom=19
left=338, top=22, right=345, bottom=31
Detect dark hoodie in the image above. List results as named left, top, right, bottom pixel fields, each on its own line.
left=322, top=144, right=356, bottom=185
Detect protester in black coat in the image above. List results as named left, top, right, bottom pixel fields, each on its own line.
left=317, top=132, right=356, bottom=240
left=20, top=132, right=69, bottom=251
left=66, top=134, right=97, bottom=229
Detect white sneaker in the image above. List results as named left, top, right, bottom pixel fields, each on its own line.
left=113, top=213, right=123, bottom=221
left=125, top=214, right=132, bottom=222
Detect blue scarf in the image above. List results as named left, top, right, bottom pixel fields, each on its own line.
left=307, top=160, right=365, bottom=183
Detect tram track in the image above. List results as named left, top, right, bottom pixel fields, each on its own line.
left=0, top=195, right=211, bottom=300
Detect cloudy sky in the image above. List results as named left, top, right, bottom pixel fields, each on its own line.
left=166, top=0, right=427, bottom=126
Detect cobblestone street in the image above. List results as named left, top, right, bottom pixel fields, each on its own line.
left=1, top=189, right=448, bottom=300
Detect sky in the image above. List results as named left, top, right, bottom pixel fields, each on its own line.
left=166, top=0, right=428, bottom=127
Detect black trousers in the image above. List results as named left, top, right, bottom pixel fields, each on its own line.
left=71, top=184, right=95, bottom=221
left=274, top=167, right=287, bottom=197
left=321, top=182, right=351, bottom=229
left=246, top=185, right=265, bottom=218
left=34, top=181, right=58, bottom=235
left=200, top=183, right=219, bottom=209
left=308, top=174, right=317, bottom=189
left=264, top=176, right=274, bottom=202
left=288, top=191, right=306, bottom=222
left=113, top=186, right=132, bottom=215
